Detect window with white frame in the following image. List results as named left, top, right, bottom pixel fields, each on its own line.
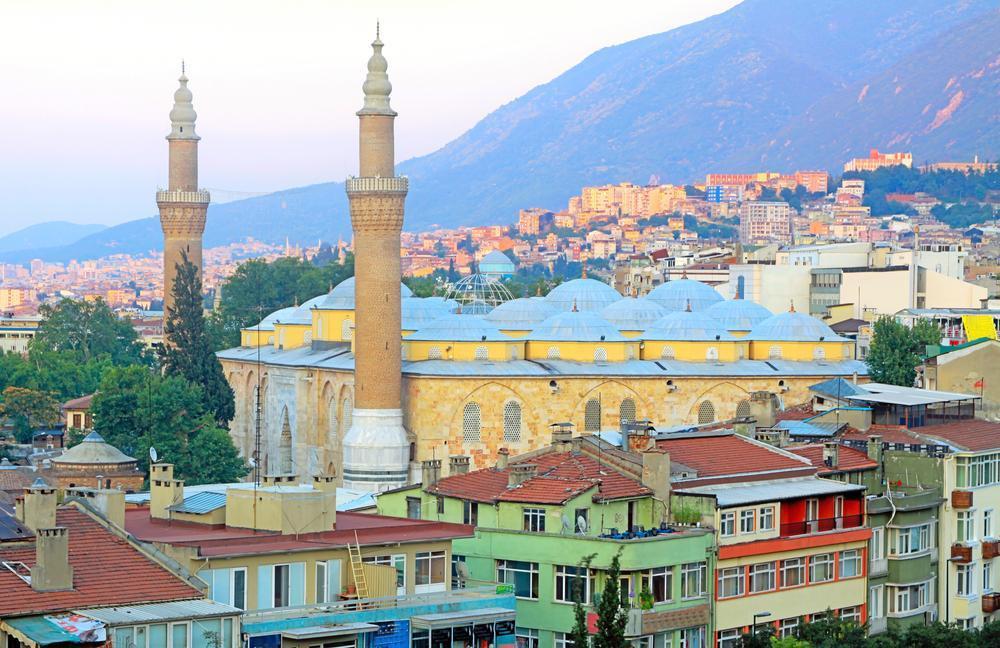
left=891, top=581, right=930, bottom=614
left=780, top=558, right=805, bottom=588
left=554, top=565, right=593, bottom=603
left=957, top=563, right=975, bottom=597
left=523, top=508, right=546, bottom=532
left=958, top=617, right=977, bottom=631
left=778, top=618, right=799, bottom=638
left=315, top=562, right=327, bottom=604
left=870, top=526, right=885, bottom=561
left=749, top=562, right=776, bottom=593
left=515, top=628, right=539, bottom=648
left=554, top=633, right=574, bottom=648
left=717, top=567, right=744, bottom=598
left=870, top=584, right=884, bottom=619
left=207, top=567, right=247, bottom=610
left=809, top=554, right=834, bottom=583
left=679, top=627, right=705, bottom=648
left=958, top=511, right=976, bottom=543
left=759, top=507, right=774, bottom=531
left=985, top=509, right=994, bottom=539
left=720, top=512, right=735, bottom=536
left=955, top=453, right=1000, bottom=488
left=984, top=561, right=993, bottom=594
left=415, top=551, right=446, bottom=592
left=717, top=629, right=740, bottom=648
left=891, top=523, right=932, bottom=556
left=463, top=500, right=478, bottom=526
left=840, top=607, right=861, bottom=624
left=740, top=510, right=755, bottom=534
left=681, top=562, right=706, bottom=599
left=498, top=560, right=539, bottom=599
left=839, top=549, right=862, bottom=578
left=642, top=566, right=673, bottom=603
left=630, top=636, right=652, bottom=648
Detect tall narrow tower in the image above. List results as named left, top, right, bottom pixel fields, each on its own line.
left=157, top=67, right=210, bottom=322
left=341, top=31, right=410, bottom=492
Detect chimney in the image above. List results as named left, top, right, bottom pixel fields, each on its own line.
left=823, top=441, right=840, bottom=469
left=641, top=449, right=671, bottom=522
left=20, top=479, right=57, bottom=531
left=509, top=463, right=537, bottom=487
left=421, top=459, right=442, bottom=487
left=65, top=487, right=125, bottom=529
left=628, top=429, right=653, bottom=453
left=551, top=425, right=573, bottom=447
left=149, top=463, right=184, bottom=520
left=496, top=448, right=510, bottom=470
left=867, top=435, right=883, bottom=464
left=749, top=391, right=778, bottom=429
left=262, top=473, right=297, bottom=487
left=312, top=474, right=338, bottom=493
left=449, top=455, right=470, bottom=476
left=31, top=527, right=74, bottom=592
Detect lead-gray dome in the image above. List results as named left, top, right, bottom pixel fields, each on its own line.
left=601, top=298, right=667, bottom=331
left=705, top=299, right=773, bottom=331
left=284, top=295, right=328, bottom=325
left=528, top=311, right=627, bottom=342
left=646, top=279, right=724, bottom=312
left=745, top=310, right=847, bottom=342
left=402, top=298, right=453, bottom=330
left=643, top=310, right=735, bottom=342
left=485, top=298, right=558, bottom=329
left=250, top=306, right=297, bottom=332
left=545, top=278, right=622, bottom=312
left=318, top=277, right=413, bottom=310
left=408, top=314, right=510, bottom=342
left=53, top=431, right=136, bottom=466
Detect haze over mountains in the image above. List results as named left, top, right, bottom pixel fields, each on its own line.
left=4, top=0, right=998, bottom=264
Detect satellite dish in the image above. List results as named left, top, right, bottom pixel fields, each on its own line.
left=561, top=514, right=572, bottom=533
left=577, top=516, right=588, bottom=533
left=456, top=562, right=471, bottom=582
left=149, top=447, right=158, bottom=463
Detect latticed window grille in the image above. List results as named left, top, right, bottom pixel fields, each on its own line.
left=503, top=401, right=522, bottom=443
left=594, top=347, right=608, bottom=362
left=475, top=346, right=489, bottom=360
left=697, top=401, right=716, bottom=425
left=584, top=399, right=601, bottom=432
left=342, top=319, right=354, bottom=340
left=769, top=345, right=782, bottom=360
left=619, top=398, right=637, bottom=427
left=463, top=402, right=482, bottom=443
left=304, top=331, right=313, bottom=344
left=661, top=346, right=675, bottom=360
left=328, top=401, right=338, bottom=443
left=342, top=397, right=353, bottom=435
left=428, top=346, right=442, bottom=360
left=547, top=346, right=561, bottom=359
left=736, top=400, right=752, bottom=418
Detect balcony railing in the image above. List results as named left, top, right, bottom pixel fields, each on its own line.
left=345, top=176, right=409, bottom=194
left=155, top=189, right=211, bottom=204
left=951, top=544, right=973, bottom=563
left=983, top=593, right=1000, bottom=614
left=779, top=514, right=864, bottom=537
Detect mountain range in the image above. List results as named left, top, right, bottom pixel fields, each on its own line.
left=4, top=0, right=998, bottom=264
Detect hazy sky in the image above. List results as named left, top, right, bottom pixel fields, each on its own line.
left=0, top=0, right=738, bottom=237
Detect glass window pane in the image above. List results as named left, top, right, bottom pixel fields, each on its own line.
left=150, top=625, right=167, bottom=648
left=192, top=620, right=221, bottom=648
left=172, top=625, right=188, bottom=648
left=116, top=628, right=133, bottom=648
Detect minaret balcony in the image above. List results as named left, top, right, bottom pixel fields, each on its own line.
left=156, top=189, right=211, bottom=204
left=345, top=176, right=408, bottom=194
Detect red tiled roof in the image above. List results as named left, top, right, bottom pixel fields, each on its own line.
left=497, top=478, right=596, bottom=504
left=788, top=444, right=878, bottom=474
left=62, top=394, right=95, bottom=410
left=913, top=420, right=1000, bottom=452
left=774, top=402, right=816, bottom=421
left=840, top=425, right=928, bottom=446
left=655, top=433, right=814, bottom=480
left=124, top=510, right=473, bottom=559
left=0, top=506, right=202, bottom=617
left=428, top=451, right=651, bottom=504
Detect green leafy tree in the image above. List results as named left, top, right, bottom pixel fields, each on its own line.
left=866, top=316, right=940, bottom=386
left=769, top=638, right=809, bottom=648
left=569, top=553, right=595, bottom=648
left=792, top=613, right=866, bottom=648
left=0, top=386, right=62, bottom=443
left=31, top=298, right=149, bottom=366
left=593, top=550, right=627, bottom=648
left=160, top=251, right=235, bottom=424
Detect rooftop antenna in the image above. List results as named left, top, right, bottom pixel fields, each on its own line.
left=181, top=59, right=185, bottom=75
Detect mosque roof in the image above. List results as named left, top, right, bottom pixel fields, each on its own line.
left=527, top=310, right=628, bottom=342
left=407, top=314, right=511, bottom=342
left=485, top=298, right=558, bottom=329
left=544, top=278, right=622, bottom=313
left=601, top=298, right=667, bottom=331
left=642, top=310, right=736, bottom=342
left=480, top=250, right=516, bottom=268
left=745, top=310, right=847, bottom=342
left=52, top=432, right=137, bottom=466
left=401, top=297, right=453, bottom=330
left=283, top=295, right=327, bottom=325
left=248, top=306, right=297, bottom=332
left=705, top=299, right=773, bottom=331
left=646, top=279, right=724, bottom=312
left=317, top=277, right=413, bottom=310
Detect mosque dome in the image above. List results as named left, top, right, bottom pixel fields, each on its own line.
left=643, top=310, right=735, bottom=342
left=52, top=432, right=137, bottom=467
left=284, top=295, right=327, bottom=325
left=250, top=306, right=297, bottom=332
left=318, top=277, right=413, bottom=310
left=745, top=310, right=847, bottom=342
left=528, top=310, right=627, bottom=342
left=402, top=297, right=453, bottom=330
left=705, top=299, right=773, bottom=331
left=544, top=278, right=622, bottom=313
left=485, top=298, right=558, bottom=329
left=445, top=274, right=513, bottom=312
left=601, top=298, right=667, bottom=331
left=646, top=279, right=724, bottom=312
left=408, top=314, right=510, bottom=342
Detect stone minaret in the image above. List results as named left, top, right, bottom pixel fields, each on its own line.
left=157, top=66, right=210, bottom=321
left=342, top=31, right=410, bottom=492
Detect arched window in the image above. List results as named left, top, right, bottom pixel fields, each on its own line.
left=594, top=347, right=608, bottom=362
left=619, top=398, right=636, bottom=427
left=279, top=406, right=293, bottom=473
left=475, top=346, right=489, bottom=360
left=661, top=345, right=675, bottom=360
left=584, top=399, right=602, bottom=432
left=342, top=319, right=353, bottom=340
left=769, top=345, right=782, bottom=360
left=428, top=346, right=442, bottom=360
left=547, top=346, right=561, bottom=359
left=736, top=275, right=746, bottom=300
left=813, top=347, right=826, bottom=360
left=706, top=346, right=719, bottom=361
left=736, top=400, right=751, bottom=419
left=697, top=401, right=716, bottom=425
left=503, top=401, right=522, bottom=443
left=462, top=402, right=482, bottom=443
left=342, top=396, right=353, bottom=436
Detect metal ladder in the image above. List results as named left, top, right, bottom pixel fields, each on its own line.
left=348, top=531, right=369, bottom=600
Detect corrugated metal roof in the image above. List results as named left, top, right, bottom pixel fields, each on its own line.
left=675, top=476, right=865, bottom=507
left=75, top=599, right=240, bottom=624
left=167, top=491, right=227, bottom=514
left=845, top=382, right=978, bottom=406
left=772, top=420, right=841, bottom=438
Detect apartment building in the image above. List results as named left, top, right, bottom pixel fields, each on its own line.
left=843, top=150, right=913, bottom=173
left=738, top=202, right=792, bottom=245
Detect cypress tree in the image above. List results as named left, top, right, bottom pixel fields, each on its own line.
left=161, top=250, right=235, bottom=424
left=593, top=550, right=627, bottom=648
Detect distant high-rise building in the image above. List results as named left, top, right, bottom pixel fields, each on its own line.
left=843, top=149, right=913, bottom=173
left=739, top=201, right=792, bottom=245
